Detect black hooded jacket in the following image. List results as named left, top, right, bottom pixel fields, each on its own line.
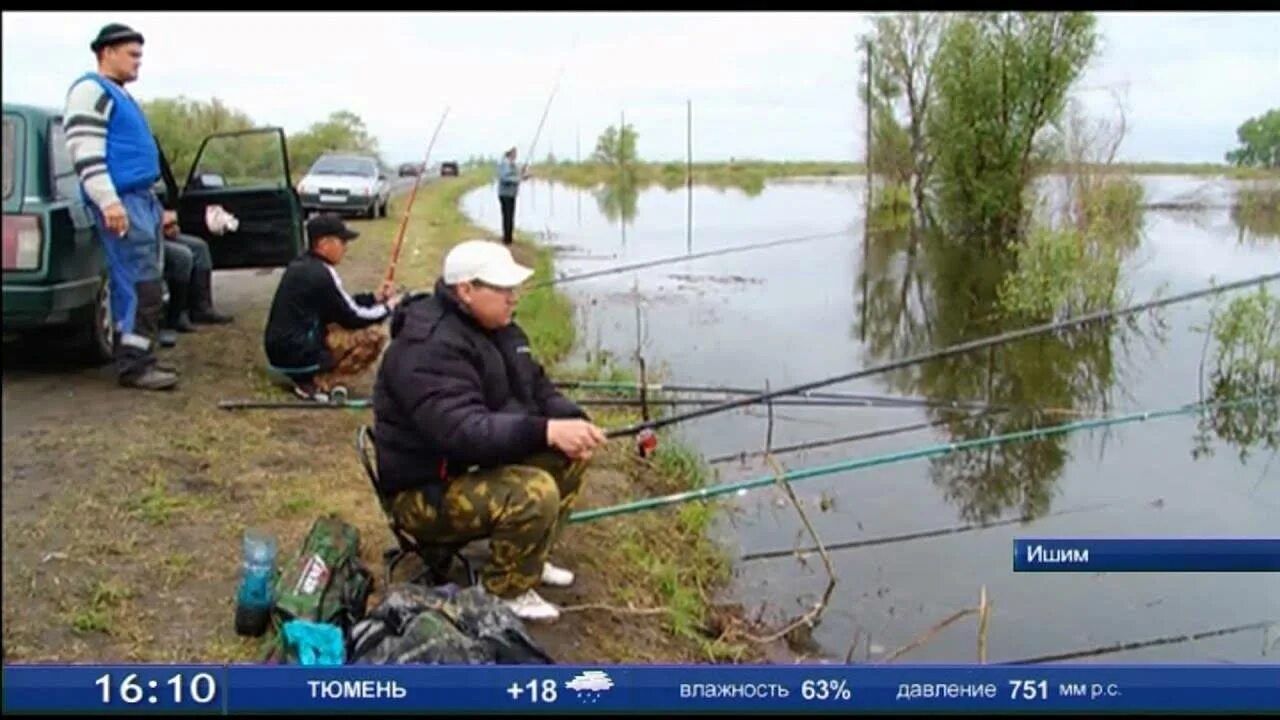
left=372, top=279, right=588, bottom=497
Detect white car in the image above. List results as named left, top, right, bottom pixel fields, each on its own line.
left=297, top=153, right=390, bottom=219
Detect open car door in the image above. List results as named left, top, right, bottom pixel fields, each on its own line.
left=175, top=128, right=304, bottom=269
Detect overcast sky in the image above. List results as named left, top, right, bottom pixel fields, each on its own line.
left=4, top=11, right=1277, bottom=165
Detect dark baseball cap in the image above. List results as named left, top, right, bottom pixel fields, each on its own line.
left=306, top=214, right=360, bottom=244
left=91, top=23, right=144, bottom=53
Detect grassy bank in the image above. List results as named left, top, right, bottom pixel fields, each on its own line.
left=0, top=170, right=756, bottom=665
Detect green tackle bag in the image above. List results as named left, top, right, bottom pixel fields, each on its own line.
left=263, top=515, right=374, bottom=663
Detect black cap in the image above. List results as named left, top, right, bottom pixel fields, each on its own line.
left=307, top=213, right=359, bottom=244
left=91, top=23, right=145, bottom=53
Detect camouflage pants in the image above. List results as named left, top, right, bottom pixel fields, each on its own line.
left=314, top=323, right=387, bottom=391
left=390, top=452, right=587, bottom=599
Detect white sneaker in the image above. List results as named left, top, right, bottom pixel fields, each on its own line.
left=541, top=561, right=575, bottom=588
left=502, top=589, right=561, bottom=622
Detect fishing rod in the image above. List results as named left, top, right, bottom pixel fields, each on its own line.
left=528, top=228, right=852, bottom=290
left=573, top=397, right=964, bottom=409
left=567, top=393, right=1275, bottom=524
left=557, top=380, right=990, bottom=410
left=559, top=379, right=1095, bottom=417
left=600, top=272, right=1280, bottom=440
left=386, top=106, right=450, bottom=285
left=741, top=501, right=1118, bottom=562
left=705, top=413, right=979, bottom=466
left=1002, top=619, right=1278, bottom=665
left=521, top=37, right=575, bottom=177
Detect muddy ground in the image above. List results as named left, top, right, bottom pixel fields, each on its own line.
left=2, top=176, right=786, bottom=665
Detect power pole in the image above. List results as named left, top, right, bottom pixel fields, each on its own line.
left=687, top=98, right=693, bottom=253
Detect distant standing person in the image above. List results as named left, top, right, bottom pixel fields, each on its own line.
left=63, top=23, right=176, bottom=390
left=496, top=147, right=528, bottom=245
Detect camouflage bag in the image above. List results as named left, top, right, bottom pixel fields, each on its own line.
left=348, top=583, right=553, bottom=665
left=263, top=515, right=374, bottom=663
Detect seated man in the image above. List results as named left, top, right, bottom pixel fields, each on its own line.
left=158, top=236, right=196, bottom=347
left=372, top=239, right=607, bottom=622
left=263, top=214, right=399, bottom=400
left=163, top=209, right=234, bottom=325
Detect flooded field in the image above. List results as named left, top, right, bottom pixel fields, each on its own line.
left=462, top=175, right=1278, bottom=664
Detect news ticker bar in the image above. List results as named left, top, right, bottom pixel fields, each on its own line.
left=1013, top=538, right=1280, bottom=572
left=3, top=665, right=1278, bottom=713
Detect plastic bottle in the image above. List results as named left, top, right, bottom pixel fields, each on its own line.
left=235, top=529, right=277, bottom=637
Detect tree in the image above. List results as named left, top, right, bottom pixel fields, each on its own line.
left=927, top=12, right=1098, bottom=245
left=592, top=123, right=638, bottom=166
left=288, top=111, right=382, bottom=179
left=143, top=96, right=255, bottom=183
left=860, top=13, right=947, bottom=217
left=1225, top=108, right=1280, bottom=169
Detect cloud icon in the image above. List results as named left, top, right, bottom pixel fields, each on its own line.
left=566, top=671, right=614, bottom=697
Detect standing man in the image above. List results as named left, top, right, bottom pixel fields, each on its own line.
left=63, top=23, right=175, bottom=390
left=496, top=147, right=528, bottom=245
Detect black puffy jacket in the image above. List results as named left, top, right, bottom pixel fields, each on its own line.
left=372, top=279, right=587, bottom=498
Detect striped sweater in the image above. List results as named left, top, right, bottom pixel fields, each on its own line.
left=63, top=76, right=123, bottom=210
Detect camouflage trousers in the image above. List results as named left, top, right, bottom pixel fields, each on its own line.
left=314, top=323, right=387, bottom=391
left=389, top=451, right=587, bottom=599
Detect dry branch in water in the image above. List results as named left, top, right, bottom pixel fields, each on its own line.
left=723, top=454, right=838, bottom=646
left=883, top=607, right=979, bottom=663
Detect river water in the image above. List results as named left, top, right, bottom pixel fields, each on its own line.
left=461, top=174, right=1278, bottom=664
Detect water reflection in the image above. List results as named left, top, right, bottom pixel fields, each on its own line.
left=594, top=169, right=640, bottom=225
left=855, top=199, right=1159, bottom=524
left=1231, top=185, right=1280, bottom=245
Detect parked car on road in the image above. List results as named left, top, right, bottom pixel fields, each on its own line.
left=3, top=101, right=305, bottom=363
left=397, top=162, right=421, bottom=177
left=296, top=153, right=390, bottom=219
left=440, top=161, right=459, bottom=177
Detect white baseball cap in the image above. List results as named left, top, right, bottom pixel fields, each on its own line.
left=442, top=239, right=535, bottom=288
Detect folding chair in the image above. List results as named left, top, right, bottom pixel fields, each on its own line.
left=355, top=425, right=475, bottom=589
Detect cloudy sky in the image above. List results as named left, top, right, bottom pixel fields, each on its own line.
left=3, top=11, right=1277, bottom=165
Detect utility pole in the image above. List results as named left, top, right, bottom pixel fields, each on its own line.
left=865, top=40, right=874, bottom=217
left=687, top=98, right=693, bottom=254
left=860, top=40, right=873, bottom=343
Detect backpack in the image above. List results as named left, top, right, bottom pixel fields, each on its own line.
left=348, top=583, right=553, bottom=665
left=262, top=515, right=374, bottom=663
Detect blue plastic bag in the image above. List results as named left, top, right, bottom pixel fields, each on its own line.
left=281, top=619, right=345, bottom=666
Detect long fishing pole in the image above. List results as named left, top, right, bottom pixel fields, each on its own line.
left=601, top=272, right=1280, bottom=440
left=705, top=413, right=980, bottom=466
left=574, top=397, right=964, bottom=409
left=522, top=37, right=575, bottom=176
left=529, top=228, right=851, bottom=289
left=386, top=106, right=450, bottom=285
left=568, top=393, right=1275, bottom=524
left=741, top=501, right=1118, bottom=562
left=558, top=380, right=1092, bottom=415
left=1001, top=619, right=1278, bottom=665
left=557, top=380, right=968, bottom=406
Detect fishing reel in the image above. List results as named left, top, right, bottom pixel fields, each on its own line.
left=636, top=428, right=658, bottom=458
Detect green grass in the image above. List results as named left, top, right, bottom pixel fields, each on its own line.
left=514, top=243, right=577, bottom=364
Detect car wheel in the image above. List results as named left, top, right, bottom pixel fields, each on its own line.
left=379, top=199, right=389, bottom=218
left=70, top=276, right=114, bottom=365
left=365, top=202, right=377, bottom=220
